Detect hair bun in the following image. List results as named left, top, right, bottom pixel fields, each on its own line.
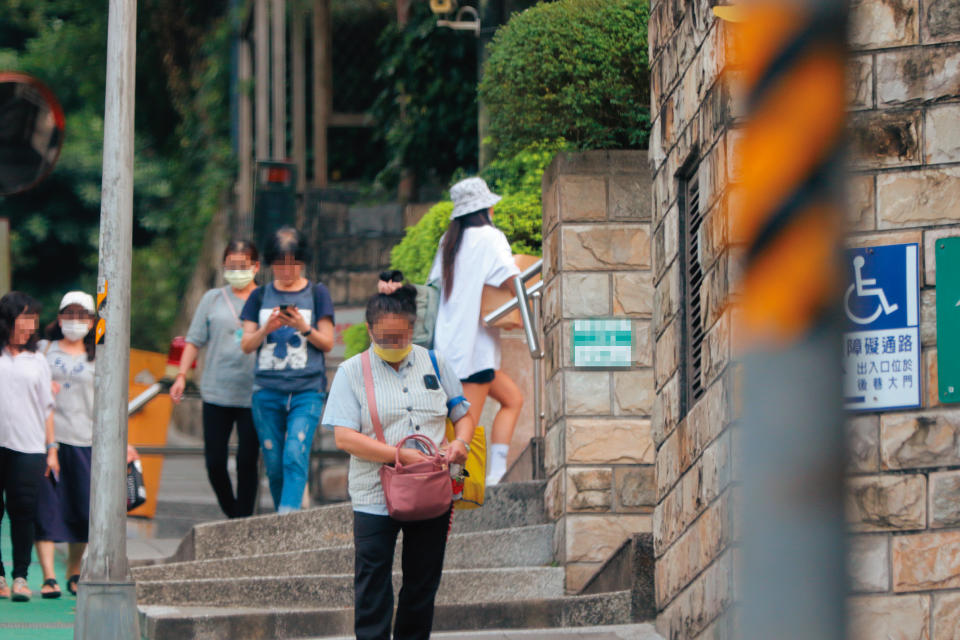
left=392, top=283, right=418, bottom=303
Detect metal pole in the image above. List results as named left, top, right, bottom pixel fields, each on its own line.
left=530, top=291, right=544, bottom=480
left=238, top=35, right=254, bottom=237
left=255, top=0, right=270, bottom=161
left=311, top=0, right=331, bottom=187
left=722, top=1, right=849, bottom=638
left=75, top=0, right=138, bottom=637
left=271, top=0, right=286, bottom=160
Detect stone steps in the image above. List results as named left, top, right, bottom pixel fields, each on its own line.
left=138, top=591, right=634, bottom=640
left=171, top=481, right=548, bottom=562
left=137, top=566, right=564, bottom=609
left=135, top=479, right=662, bottom=639
left=133, top=523, right=554, bottom=581
left=322, top=623, right=663, bottom=640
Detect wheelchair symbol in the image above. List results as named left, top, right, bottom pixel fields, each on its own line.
left=844, top=255, right=899, bottom=325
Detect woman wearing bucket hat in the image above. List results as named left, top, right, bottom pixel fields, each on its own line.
left=428, top=177, right=525, bottom=486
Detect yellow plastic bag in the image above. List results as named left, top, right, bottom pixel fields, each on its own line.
left=446, top=419, right=486, bottom=510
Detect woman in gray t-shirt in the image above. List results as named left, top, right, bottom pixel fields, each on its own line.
left=170, top=240, right=260, bottom=518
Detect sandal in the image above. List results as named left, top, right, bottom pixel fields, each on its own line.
left=11, top=577, right=31, bottom=602
left=41, top=578, right=61, bottom=599
left=67, top=574, right=80, bottom=596
left=0, top=576, right=9, bottom=599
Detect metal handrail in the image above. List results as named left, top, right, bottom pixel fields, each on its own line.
left=481, top=258, right=546, bottom=479
left=514, top=275, right=541, bottom=358
left=484, top=280, right=543, bottom=327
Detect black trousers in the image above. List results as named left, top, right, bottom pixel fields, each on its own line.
left=202, top=402, right=259, bottom=518
left=353, top=509, right=451, bottom=640
left=0, top=447, right=45, bottom=579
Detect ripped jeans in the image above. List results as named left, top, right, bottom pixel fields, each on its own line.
left=251, top=389, right=325, bottom=513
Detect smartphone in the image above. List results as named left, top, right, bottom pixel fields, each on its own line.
left=278, top=304, right=290, bottom=312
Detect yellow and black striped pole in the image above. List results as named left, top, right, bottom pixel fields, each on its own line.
left=718, top=1, right=849, bottom=637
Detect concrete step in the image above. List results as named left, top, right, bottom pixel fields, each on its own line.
left=133, top=524, right=554, bottom=581
left=136, top=566, right=565, bottom=609
left=172, top=481, right=548, bottom=563
left=139, top=591, right=635, bottom=640
left=323, top=624, right=663, bottom=640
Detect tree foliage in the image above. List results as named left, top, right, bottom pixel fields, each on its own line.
left=0, top=0, right=234, bottom=350
left=478, top=0, right=651, bottom=157
left=371, top=2, right=478, bottom=190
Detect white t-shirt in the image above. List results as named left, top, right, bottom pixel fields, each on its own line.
left=0, top=347, right=55, bottom=454
left=429, top=225, right=520, bottom=379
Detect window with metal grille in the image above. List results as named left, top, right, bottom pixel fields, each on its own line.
left=680, top=166, right=705, bottom=415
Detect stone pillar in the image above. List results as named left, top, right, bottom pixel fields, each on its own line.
left=540, top=150, right=655, bottom=592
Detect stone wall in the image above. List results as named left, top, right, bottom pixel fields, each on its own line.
left=844, top=2, right=960, bottom=637
left=648, top=0, right=960, bottom=638
left=648, top=1, right=735, bottom=638
left=540, top=150, right=656, bottom=592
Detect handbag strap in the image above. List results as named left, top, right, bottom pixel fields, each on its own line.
left=219, top=286, right=240, bottom=323
left=360, top=351, right=386, bottom=443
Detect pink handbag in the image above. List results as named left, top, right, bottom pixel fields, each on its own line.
left=361, top=351, right=452, bottom=521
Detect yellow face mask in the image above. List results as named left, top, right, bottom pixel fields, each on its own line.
left=373, top=342, right=412, bottom=363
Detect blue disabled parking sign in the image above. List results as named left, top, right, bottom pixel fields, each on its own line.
left=842, top=243, right=920, bottom=411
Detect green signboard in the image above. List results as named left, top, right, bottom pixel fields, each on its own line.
left=937, top=237, right=960, bottom=403
left=572, top=319, right=632, bottom=368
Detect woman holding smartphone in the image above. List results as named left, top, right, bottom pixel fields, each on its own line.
left=240, top=227, right=335, bottom=513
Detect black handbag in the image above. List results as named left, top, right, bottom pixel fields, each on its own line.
left=126, top=460, right=147, bottom=511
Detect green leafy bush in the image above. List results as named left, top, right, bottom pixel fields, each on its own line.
left=478, top=0, right=651, bottom=158
left=371, top=2, right=478, bottom=189
left=343, top=322, right=371, bottom=359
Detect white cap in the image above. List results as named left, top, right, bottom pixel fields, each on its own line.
left=450, top=177, right=502, bottom=220
left=59, top=291, right=95, bottom=314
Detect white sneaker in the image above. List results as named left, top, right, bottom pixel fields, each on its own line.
left=486, top=470, right=506, bottom=487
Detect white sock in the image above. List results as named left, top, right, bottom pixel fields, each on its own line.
left=486, top=444, right=510, bottom=485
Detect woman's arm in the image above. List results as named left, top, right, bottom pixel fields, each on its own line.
left=169, top=342, right=199, bottom=403
left=446, top=413, right=475, bottom=465
left=241, top=310, right=284, bottom=354
left=307, top=317, right=334, bottom=352
left=44, top=411, right=59, bottom=477
left=282, top=309, right=335, bottom=352
left=333, top=426, right=428, bottom=466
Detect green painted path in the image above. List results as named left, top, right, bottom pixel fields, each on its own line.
left=0, top=518, right=75, bottom=640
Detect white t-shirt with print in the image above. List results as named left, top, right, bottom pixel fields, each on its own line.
left=429, top=225, right=520, bottom=380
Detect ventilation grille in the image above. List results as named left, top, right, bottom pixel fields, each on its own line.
left=683, top=170, right=705, bottom=408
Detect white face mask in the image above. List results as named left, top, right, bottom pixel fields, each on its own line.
left=224, top=269, right=256, bottom=289
left=61, top=320, right=91, bottom=342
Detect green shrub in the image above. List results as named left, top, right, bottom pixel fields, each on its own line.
left=371, top=2, right=478, bottom=189
left=343, top=322, right=371, bottom=359
left=478, top=0, right=651, bottom=158
left=390, top=202, right=455, bottom=285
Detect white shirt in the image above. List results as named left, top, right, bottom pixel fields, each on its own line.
left=0, top=347, right=55, bottom=454
left=429, top=225, right=520, bottom=379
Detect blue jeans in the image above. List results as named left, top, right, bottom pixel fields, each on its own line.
left=251, top=389, right=324, bottom=513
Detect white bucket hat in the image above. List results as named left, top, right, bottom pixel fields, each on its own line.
left=449, top=177, right=502, bottom=220
left=59, top=291, right=96, bottom=314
